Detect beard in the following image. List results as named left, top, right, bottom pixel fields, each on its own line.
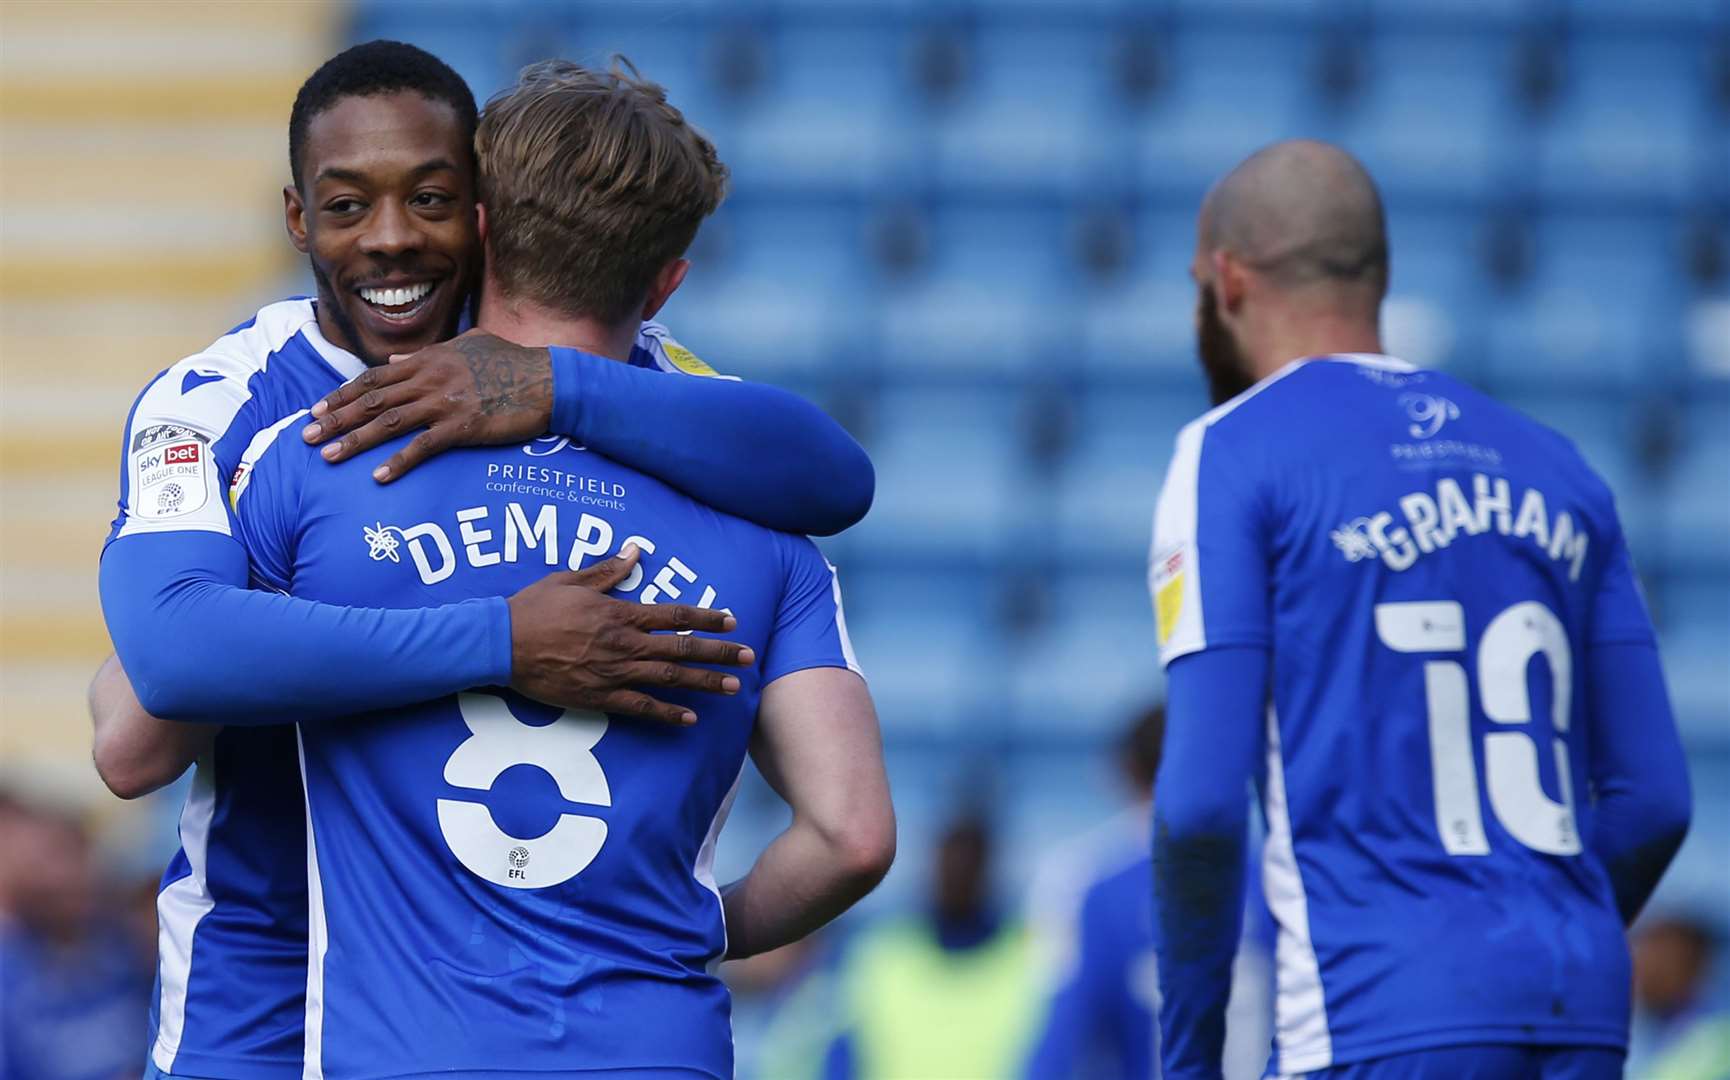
left=310, top=258, right=383, bottom=367
left=1196, top=281, right=1256, bottom=406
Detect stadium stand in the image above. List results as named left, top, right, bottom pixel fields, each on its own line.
left=352, top=0, right=1730, bottom=916
left=0, top=0, right=1720, bottom=926
left=0, top=0, right=339, bottom=785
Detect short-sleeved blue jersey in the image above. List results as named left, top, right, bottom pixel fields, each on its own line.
left=230, top=398, right=860, bottom=1079
left=1149, top=355, right=1652, bottom=1074
left=105, top=299, right=720, bottom=1079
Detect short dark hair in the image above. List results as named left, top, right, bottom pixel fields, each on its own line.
left=1121, top=704, right=1166, bottom=792
left=476, top=59, right=728, bottom=325
left=288, top=40, right=478, bottom=189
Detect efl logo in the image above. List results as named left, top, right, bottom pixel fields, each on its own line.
left=165, top=442, right=201, bottom=466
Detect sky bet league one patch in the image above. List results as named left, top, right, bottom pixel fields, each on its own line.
left=131, top=423, right=212, bottom=519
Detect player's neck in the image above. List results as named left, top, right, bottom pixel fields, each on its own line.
left=1252, top=312, right=1384, bottom=379
left=475, top=291, right=636, bottom=363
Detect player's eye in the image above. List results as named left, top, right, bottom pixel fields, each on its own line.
left=324, top=197, right=365, bottom=216
left=410, top=191, right=454, bottom=210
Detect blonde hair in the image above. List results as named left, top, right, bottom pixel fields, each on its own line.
left=476, top=58, right=728, bottom=323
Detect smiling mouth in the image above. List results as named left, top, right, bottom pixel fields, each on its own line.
left=355, top=280, right=439, bottom=323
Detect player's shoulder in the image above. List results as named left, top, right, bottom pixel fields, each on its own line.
left=228, top=407, right=317, bottom=511
left=632, top=320, right=735, bottom=379
left=125, top=298, right=327, bottom=435
left=1161, top=359, right=1315, bottom=494
left=1172, top=355, right=1331, bottom=451
left=1485, top=391, right=1619, bottom=507
left=157, top=297, right=321, bottom=390
left=1028, top=809, right=1150, bottom=922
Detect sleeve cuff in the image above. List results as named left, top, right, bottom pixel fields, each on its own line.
left=485, top=595, right=514, bottom=686
left=452, top=595, right=514, bottom=687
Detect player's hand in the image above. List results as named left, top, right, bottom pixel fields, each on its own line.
left=300, top=329, right=552, bottom=482
left=507, top=546, right=753, bottom=726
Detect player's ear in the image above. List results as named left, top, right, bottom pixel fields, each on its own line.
left=284, top=184, right=309, bottom=254
left=641, top=258, right=690, bottom=321
left=474, top=201, right=488, bottom=244
left=1213, top=249, right=1247, bottom=313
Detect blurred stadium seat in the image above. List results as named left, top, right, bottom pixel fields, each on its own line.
left=1340, top=31, right=1514, bottom=202
left=1534, top=34, right=1710, bottom=205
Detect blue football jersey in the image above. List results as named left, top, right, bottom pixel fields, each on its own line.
left=105, top=299, right=716, bottom=1078
left=1025, top=809, right=1160, bottom=1080
left=106, top=298, right=365, bottom=1079
left=1149, top=355, right=1653, bottom=1074
left=229, top=407, right=860, bottom=1079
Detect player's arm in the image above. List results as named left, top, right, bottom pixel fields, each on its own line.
left=721, top=666, right=894, bottom=960
left=103, top=375, right=745, bottom=727
left=1153, top=647, right=1265, bottom=1080
left=1582, top=526, right=1691, bottom=924
left=720, top=535, right=892, bottom=959
left=302, top=329, right=875, bottom=536
left=88, top=653, right=216, bottom=799
left=1147, top=423, right=1271, bottom=1080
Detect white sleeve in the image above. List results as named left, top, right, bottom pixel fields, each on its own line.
left=114, top=363, right=257, bottom=540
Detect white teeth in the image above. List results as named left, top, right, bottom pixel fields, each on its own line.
left=360, top=282, right=433, bottom=307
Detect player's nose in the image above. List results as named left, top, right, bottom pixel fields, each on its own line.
left=359, top=199, right=422, bottom=258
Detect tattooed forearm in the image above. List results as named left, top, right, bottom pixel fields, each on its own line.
left=455, top=334, right=553, bottom=420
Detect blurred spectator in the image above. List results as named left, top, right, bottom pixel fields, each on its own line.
left=727, top=933, right=845, bottom=1080
left=1627, top=914, right=1730, bottom=1080
left=1021, top=705, right=1272, bottom=1080
left=0, top=787, right=153, bottom=1080
left=827, top=817, right=1040, bottom=1079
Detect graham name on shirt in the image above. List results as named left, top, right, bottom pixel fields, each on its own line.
left=1333, top=472, right=1589, bottom=581
left=390, top=500, right=723, bottom=610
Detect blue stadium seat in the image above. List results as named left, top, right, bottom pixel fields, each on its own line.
left=1079, top=278, right=1202, bottom=379
left=1385, top=209, right=1487, bottom=311
left=1645, top=787, right=1730, bottom=925
left=1140, top=28, right=1330, bottom=199
left=661, top=274, right=859, bottom=381
left=1383, top=208, right=1492, bottom=373
left=1564, top=0, right=1725, bottom=27
left=1687, top=297, right=1730, bottom=379
left=560, top=13, right=729, bottom=136
left=1007, top=570, right=1165, bottom=734
left=1484, top=213, right=1680, bottom=386
left=1363, top=0, right=1537, bottom=23
left=712, top=199, right=870, bottom=292
left=660, top=200, right=868, bottom=377
left=1654, top=575, right=1730, bottom=742
left=729, top=23, right=917, bottom=192
left=1054, top=387, right=1205, bottom=561
left=931, top=24, right=1130, bottom=195
left=840, top=567, right=1009, bottom=736
left=876, top=204, right=1071, bottom=376
left=926, top=202, right=1072, bottom=292
left=851, top=387, right=1034, bottom=559
left=1337, top=32, right=1513, bottom=202
left=346, top=10, right=519, bottom=99
left=1535, top=35, right=1709, bottom=205
left=876, top=279, right=1062, bottom=379
left=1662, top=402, right=1730, bottom=568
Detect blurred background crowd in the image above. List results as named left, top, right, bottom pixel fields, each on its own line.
left=1, top=0, right=1725, bottom=1076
